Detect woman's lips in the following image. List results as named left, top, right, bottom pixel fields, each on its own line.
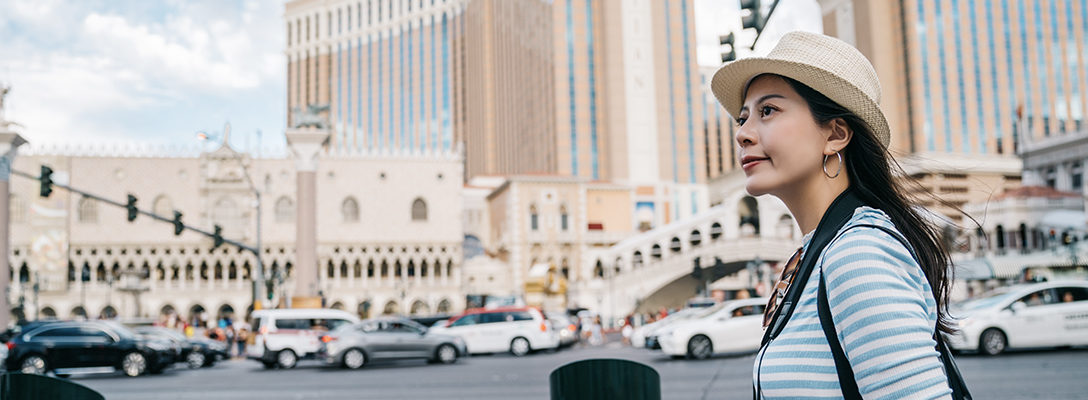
left=741, top=156, right=770, bottom=170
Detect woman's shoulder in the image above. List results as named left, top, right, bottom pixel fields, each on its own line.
left=820, top=206, right=926, bottom=284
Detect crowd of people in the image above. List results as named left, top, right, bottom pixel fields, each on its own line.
left=157, top=312, right=250, bottom=358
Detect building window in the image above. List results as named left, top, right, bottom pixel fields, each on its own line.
left=1072, top=162, right=1083, bottom=191
left=78, top=196, right=98, bottom=223
left=411, top=198, right=427, bottom=221
left=530, top=205, right=539, bottom=231
left=342, top=197, right=360, bottom=222
left=1045, top=167, right=1057, bottom=188
left=560, top=205, right=569, bottom=231
left=152, top=195, right=173, bottom=217
left=275, top=196, right=295, bottom=223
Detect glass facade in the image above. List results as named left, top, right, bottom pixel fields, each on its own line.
left=566, top=0, right=578, bottom=176
left=586, top=0, right=599, bottom=180
left=664, top=0, right=679, bottom=183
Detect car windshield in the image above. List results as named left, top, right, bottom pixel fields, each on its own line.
left=956, top=287, right=1017, bottom=311
left=143, top=327, right=186, bottom=341
left=99, top=322, right=137, bottom=340
left=695, top=303, right=728, bottom=318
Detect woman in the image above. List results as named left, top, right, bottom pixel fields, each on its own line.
left=710, top=32, right=958, bottom=399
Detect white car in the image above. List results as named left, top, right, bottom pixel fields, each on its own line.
left=632, top=308, right=702, bottom=349
left=946, top=281, right=1088, bottom=355
left=430, top=307, right=558, bottom=356
left=247, top=308, right=359, bottom=368
left=658, top=298, right=767, bottom=359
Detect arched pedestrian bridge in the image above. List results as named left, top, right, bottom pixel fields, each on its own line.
left=571, top=191, right=801, bottom=322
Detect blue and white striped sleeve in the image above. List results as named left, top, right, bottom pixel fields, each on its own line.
left=821, top=227, right=952, bottom=400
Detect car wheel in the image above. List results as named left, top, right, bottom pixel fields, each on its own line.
left=687, top=335, right=713, bottom=360
left=186, top=352, right=206, bottom=369
left=20, top=355, right=47, bottom=375
left=122, top=352, right=147, bottom=377
left=510, top=337, right=531, bottom=357
left=342, top=349, right=366, bottom=370
left=980, top=328, right=1007, bottom=356
left=276, top=349, right=298, bottom=369
left=435, top=344, right=458, bottom=364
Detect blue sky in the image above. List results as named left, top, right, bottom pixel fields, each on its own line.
left=0, top=0, right=817, bottom=157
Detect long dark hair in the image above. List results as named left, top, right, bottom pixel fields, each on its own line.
left=782, top=76, right=956, bottom=334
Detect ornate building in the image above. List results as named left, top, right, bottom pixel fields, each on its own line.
left=8, top=139, right=465, bottom=325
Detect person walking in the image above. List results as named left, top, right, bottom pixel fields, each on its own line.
left=710, top=31, right=968, bottom=399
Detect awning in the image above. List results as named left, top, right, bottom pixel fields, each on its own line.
left=954, top=251, right=1077, bottom=280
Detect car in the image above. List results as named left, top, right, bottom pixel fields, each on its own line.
left=431, top=306, right=559, bottom=356
left=246, top=308, right=360, bottom=369
left=317, top=317, right=467, bottom=369
left=133, top=326, right=229, bottom=369
left=545, top=311, right=580, bottom=348
left=632, top=308, right=702, bottom=349
left=657, top=298, right=767, bottom=359
left=946, top=281, right=1088, bottom=355
left=4, top=320, right=176, bottom=377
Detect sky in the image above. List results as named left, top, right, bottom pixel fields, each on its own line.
left=0, top=0, right=819, bottom=156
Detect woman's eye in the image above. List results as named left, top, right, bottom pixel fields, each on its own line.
left=735, top=117, right=747, bottom=126
left=760, top=106, right=775, bottom=117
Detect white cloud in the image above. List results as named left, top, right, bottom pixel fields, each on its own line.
left=0, top=0, right=287, bottom=150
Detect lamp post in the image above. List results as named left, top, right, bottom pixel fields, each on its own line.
left=240, top=158, right=265, bottom=310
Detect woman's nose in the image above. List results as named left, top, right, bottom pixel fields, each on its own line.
left=735, top=121, right=756, bottom=147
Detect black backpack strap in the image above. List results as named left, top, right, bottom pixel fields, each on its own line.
left=816, top=223, right=972, bottom=400
left=760, top=189, right=865, bottom=346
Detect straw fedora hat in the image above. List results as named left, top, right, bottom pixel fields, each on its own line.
left=710, top=31, right=890, bottom=147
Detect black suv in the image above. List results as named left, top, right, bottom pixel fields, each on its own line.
left=4, top=320, right=176, bottom=377
left=133, top=326, right=229, bottom=369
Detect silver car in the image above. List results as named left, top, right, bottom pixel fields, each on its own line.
left=319, top=317, right=467, bottom=369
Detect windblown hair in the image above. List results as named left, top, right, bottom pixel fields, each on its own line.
left=782, top=76, right=957, bottom=334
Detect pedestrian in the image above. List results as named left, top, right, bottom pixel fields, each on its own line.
left=620, top=317, right=633, bottom=346
left=236, top=327, right=248, bottom=358
left=710, top=31, right=967, bottom=399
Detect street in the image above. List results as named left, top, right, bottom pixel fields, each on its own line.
left=73, top=344, right=1088, bottom=399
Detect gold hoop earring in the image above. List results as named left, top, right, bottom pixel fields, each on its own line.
left=823, top=152, right=842, bottom=179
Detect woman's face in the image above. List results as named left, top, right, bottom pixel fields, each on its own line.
left=734, top=75, right=832, bottom=197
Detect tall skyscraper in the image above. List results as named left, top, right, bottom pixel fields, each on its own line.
left=822, top=0, right=1088, bottom=156
left=816, top=0, right=1088, bottom=219
left=285, top=0, right=466, bottom=154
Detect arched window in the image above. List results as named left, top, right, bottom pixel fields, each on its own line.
left=560, top=205, right=569, bottom=231
left=411, top=198, right=427, bottom=221
left=152, top=195, right=173, bottom=217
left=530, top=204, right=539, bottom=231
left=275, top=196, right=295, bottom=223
left=739, top=196, right=760, bottom=236
left=342, top=197, right=360, bottom=222
left=9, top=195, right=26, bottom=223
left=212, top=196, right=239, bottom=226
left=78, top=196, right=98, bottom=223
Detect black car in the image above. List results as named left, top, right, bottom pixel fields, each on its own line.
left=133, top=326, right=229, bottom=369
left=4, top=320, right=176, bottom=377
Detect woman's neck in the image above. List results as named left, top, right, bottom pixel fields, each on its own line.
left=778, top=176, right=851, bottom=235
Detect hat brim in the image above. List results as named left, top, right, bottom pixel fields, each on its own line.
left=709, top=57, right=890, bottom=147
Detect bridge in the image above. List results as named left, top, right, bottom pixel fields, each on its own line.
left=570, top=180, right=802, bottom=323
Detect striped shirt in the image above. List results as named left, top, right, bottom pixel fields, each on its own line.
left=754, top=206, right=952, bottom=399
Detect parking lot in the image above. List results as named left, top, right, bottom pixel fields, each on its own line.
left=75, top=343, right=1088, bottom=400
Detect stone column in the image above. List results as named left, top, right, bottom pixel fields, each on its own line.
left=286, top=127, right=329, bottom=300
left=0, top=131, right=27, bottom=328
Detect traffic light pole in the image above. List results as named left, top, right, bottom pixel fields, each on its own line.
left=10, top=168, right=261, bottom=266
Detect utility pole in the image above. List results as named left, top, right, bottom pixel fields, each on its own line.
left=240, top=157, right=265, bottom=310
left=0, top=82, right=27, bottom=328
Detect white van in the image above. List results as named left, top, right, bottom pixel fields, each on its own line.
left=246, top=308, right=359, bottom=368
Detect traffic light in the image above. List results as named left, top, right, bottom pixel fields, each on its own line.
left=126, top=194, right=138, bottom=222
left=1062, top=232, right=1073, bottom=245
left=172, top=211, right=185, bottom=236
left=740, top=0, right=764, bottom=33
left=212, top=225, right=224, bottom=249
left=719, top=32, right=736, bottom=62
left=39, top=165, right=54, bottom=198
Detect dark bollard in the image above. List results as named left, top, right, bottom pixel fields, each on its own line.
left=549, top=358, right=661, bottom=400
left=0, top=373, right=105, bottom=400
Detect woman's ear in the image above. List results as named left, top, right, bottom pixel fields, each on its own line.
left=824, top=118, right=853, bottom=155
